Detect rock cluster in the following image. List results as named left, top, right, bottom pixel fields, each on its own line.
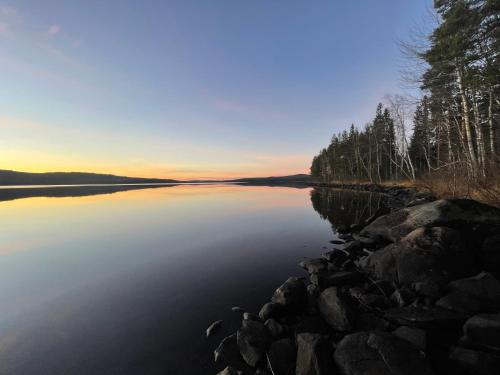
left=209, top=197, right=500, bottom=375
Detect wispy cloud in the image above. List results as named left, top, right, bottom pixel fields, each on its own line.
left=47, top=24, right=60, bottom=36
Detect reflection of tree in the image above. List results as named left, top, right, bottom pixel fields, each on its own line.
left=310, top=188, right=386, bottom=232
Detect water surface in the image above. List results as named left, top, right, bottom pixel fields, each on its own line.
left=0, top=184, right=382, bottom=374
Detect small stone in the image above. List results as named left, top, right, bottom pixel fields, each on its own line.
left=243, top=312, right=260, bottom=321
left=232, top=306, right=246, bottom=314
left=206, top=320, right=223, bottom=337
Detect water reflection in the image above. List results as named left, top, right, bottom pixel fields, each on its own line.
left=310, top=187, right=386, bottom=232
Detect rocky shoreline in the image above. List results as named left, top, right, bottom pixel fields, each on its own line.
left=208, top=190, right=500, bottom=375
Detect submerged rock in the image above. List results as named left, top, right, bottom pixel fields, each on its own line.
left=237, top=320, right=268, bottom=367
left=271, top=277, right=307, bottom=309
left=334, top=331, right=434, bottom=375
left=317, top=287, right=355, bottom=331
left=206, top=320, right=223, bottom=337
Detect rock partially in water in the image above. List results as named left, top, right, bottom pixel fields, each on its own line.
left=232, top=306, right=246, bottom=314
left=271, top=277, right=307, bottom=309
left=267, top=338, right=296, bottom=375
left=296, top=332, right=335, bottom=375
left=243, top=312, right=260, bottom=321
left=237, top=320, right=268, bottom=367
left=334, top=331, right=434, bottom=375
left=215, top=334, right=252, bottom=372
left=259, top=302, right=282, bottom=321
left=299, top=258, right=328, bottom=274
left=318, top=287, right=355, bottom=331
left=462, top=313, right=500, bottom=351
left=449, top=347, right=500, bottom=375
left=206, top=320, right=223, bottom=337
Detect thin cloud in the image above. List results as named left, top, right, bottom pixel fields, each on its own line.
left=47, top=24, right=60, bottom=36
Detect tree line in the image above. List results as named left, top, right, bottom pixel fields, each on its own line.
left=311, top=0, right=499, bottom=183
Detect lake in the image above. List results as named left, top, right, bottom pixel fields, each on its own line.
left=0, top=184, right=384, bottom=374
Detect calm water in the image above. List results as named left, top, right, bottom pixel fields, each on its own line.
left=0, top=184, right=383, bottom=374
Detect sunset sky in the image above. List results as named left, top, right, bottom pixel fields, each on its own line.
left=0, top=0, right=432, bottom=180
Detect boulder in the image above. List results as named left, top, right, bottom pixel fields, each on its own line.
left=446, top=272, right=500, bottom=311
left=296, top=333, right=335, bottom=375
left=264, top=319, right=284, bottom=337
left=392, top=326, right=426, bottom=350
left=317, top=287, right=355, bottom=331
left=436, top=291, right=482, bottom=314
left=267, top=338, right=296, bottom=375
left=237, top=320, right=268, bottom=367
left=243, top=312, right=260, bottom=321
left=215, top=334, right=252, bottom=372
left=361, top=198, right=500, bottom=243
left=359, top=227, right=473, bottom=287
left=450, top=347, right=500, bottom=375
left=259, top=302, right=282, bottom=321
left=354, top=312, right=391, bottom=332
left=299, top=258, right=328, bottom=274
left=334, top=331, right=433, bottom=375
left=462, top=313, right=500, bottom=351
left=391, top=287, right=416, bottom=307
left=232, top=306, right=246, bottom=314
left=271, top=277, right=308, bottom=309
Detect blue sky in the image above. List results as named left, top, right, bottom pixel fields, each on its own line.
left=0, top=0, right=433, bottom=179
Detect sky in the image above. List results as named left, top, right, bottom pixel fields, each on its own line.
left=0, top=0, right=433, bottom=180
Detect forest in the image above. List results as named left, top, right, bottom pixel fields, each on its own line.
left=310, top=0, right=500, bottom=198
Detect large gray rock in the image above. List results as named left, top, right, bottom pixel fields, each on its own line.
left=361, top=198, right=500, bottom=243
left=450, top=347, right=500, bottom=375
left=237, top=320, right=268, bottom=367
left=296, top=333, right=335, bottom=375
left=359, top=227, right=473, bottom=287
left=317, top=287, right=355, bottom=331
left=334, top=331, right=433, bottom=375
left=267, top=338, right=296, bottom=375
left=462, top=313, right=500, bottom=351
left=446, top=272, right=500, bottom=311
left=271, top=277, right=307, bottom=309
left=299, top=258, right=328, bottom=274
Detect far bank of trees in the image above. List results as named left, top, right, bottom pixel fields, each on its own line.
left=311, top=0, right=500, bottom=184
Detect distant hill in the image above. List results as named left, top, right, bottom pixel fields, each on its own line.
left=229, top=174, right=312, bottom=184
left=0, top=170, right=178, bottom=186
